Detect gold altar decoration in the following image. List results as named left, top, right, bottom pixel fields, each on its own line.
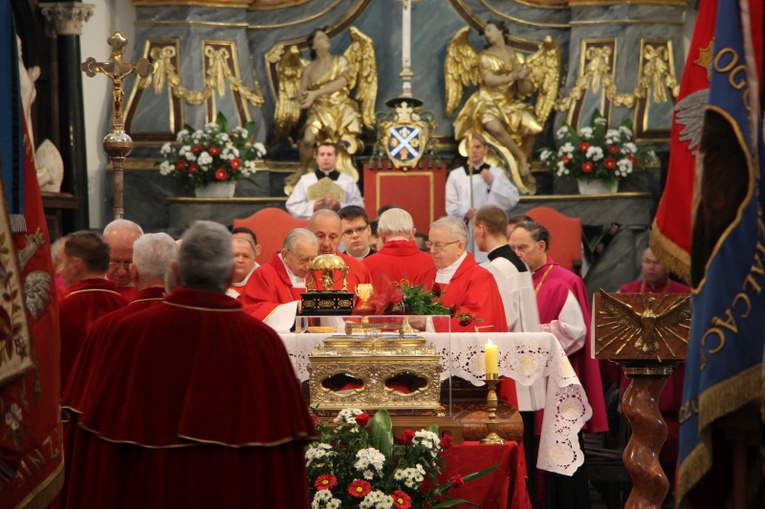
left=81, top=32, right=154, bottom=220
left=555, top=38, right=679, bottom=140
left=480, top=373, right=504, bottom=445
left=302, top=254, right=354, bottom=315
left=444, top=26, right=562, bottom=195
left=593, top=291, right=690, bottom=508
left=125, top=39, right=263, bottom=138
left=269, top=26, right=378, bottom=184
left=308, top=331, right=442, bottom=412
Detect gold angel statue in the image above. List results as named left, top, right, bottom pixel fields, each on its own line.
left=445, top=21, right=561, bottom=194
left=272, top=26, right=378, bottom=182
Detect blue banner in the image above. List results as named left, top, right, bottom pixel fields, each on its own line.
left=0, top=0, right=24, bottom=216
left=677, top=0, right=765, bottom=506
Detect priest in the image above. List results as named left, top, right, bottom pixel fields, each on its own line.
left=227, top=236, right=259, bottom=297
left=413, top=216, right=507, bottom=333
left=446, top=133, right=519, bottom=262
left=64, top=221, right=316, bottom=508
left=509, top=220, right=608, bottom=509
left=240, top=228, right=318, bottom=321
left=286, top=141, right=364, bottom=219
left=59, top=231, right=126, bottom=389
left=103, top=219, right=144, bottom=301
left=363, top=208, right=434, bottom=284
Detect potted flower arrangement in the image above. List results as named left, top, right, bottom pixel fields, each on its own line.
left=539, top=110, right=655, bottom=195
left=158, top=112, right=266, bottom=197
left=307, top=408, right=497, bottom=508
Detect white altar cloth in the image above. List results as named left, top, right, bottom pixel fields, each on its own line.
left=279, top=331, right=592, bottom=476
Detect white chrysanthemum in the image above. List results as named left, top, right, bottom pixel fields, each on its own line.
left=412, top=430, right=441, bottom=456
left=362, top=469, right=374, bottom=480
left=579, top=127, right=593, bottom=139
left=594, top=116, right=606, bottom=126
left=204, top=122, right=219, bottom=133
left=305, top=442, right=334, bottom=467
left=360, top=491, right=393, bottom=509
left=326, top=499, right=341, bottom=509
left=216, top=133, right=230, bottom=143
left=395, top=466, right=425, bottom=489
left=556, top=161, right=566, bottom=177
left=254, top=142, right=266, bottom=156
left=619, top=125, right=632, bottom=137
left=160, top=142, right=173, bottom=155
left=233, top=126, right=249, bottom=137
left=555, top=126, right=569, bottom=140
left=312, top=490, right=340, bottom=509
left=159, top=161, right=173, bottom=176
left=586, top=146, right=604, bottom=161
left=617, top=158, right=633, bottom=175
left=334, top=408, right=364, bottom=426
left=560, top=142, right=575, bottom=155
left=241, top=160, right=256, bottom=177
left=175, top=129, right=189, bottom=142
left=605, top=129, right=620, bottom=143
left=197, top=152, right=213, bottom=166
left=540, top=150, right=551, bottom=162
left=622, top=142, right=637, bottom=155
left=355, top=447, right=385, bottom=472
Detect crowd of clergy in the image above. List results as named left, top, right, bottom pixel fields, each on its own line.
left=53, top=137, right=688, bottom=508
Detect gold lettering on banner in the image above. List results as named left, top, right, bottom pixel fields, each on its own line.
left=3, top=428, right=63, bottom=490
left=679, top=397, right=699, bottom=424
left=700, top=217, right=765, bottom=370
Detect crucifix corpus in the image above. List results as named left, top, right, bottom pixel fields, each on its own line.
left=81, top=32, right=153, bottom=220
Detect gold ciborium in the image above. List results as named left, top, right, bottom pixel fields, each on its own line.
left=307, top=254, right=349, bottom=292
left=354, top=283, right=375, bottom=315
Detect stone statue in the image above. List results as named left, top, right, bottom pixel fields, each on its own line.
left=445, top=22, right=561, bottom=194
left=272, top=26, right=378, bottom=183
left=35, top=140, right=64, bottom=193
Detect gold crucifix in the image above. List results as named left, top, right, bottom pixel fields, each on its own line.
left=81, top=32, right=153, bottom=220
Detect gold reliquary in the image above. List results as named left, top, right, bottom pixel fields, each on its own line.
left=308, top=322, right=442, bottom=414
left=300, top=254, right=354, bottom=315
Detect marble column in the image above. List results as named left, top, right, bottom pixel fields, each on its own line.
left=40, top=2, right=94, bottom=232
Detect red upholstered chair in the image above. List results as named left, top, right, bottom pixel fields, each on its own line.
left=233, top=208, right=308, bottom=265
left=525, top=206, right=583, bottom=275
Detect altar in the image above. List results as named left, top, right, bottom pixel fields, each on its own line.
left=281, top=330, right=592, bottom=477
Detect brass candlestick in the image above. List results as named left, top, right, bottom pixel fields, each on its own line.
left=481, top=372, right=505, bottom=444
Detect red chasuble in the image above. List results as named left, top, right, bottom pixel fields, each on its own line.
left=65, top=288, right=316, bottom=508
left=59, top=278, right=126, bottom=390
left=241, top=251, right=305, bottom=321
left=532, top=259, right=608, bottom=433
left=363, top=240, right=435, bottom=285
left=413, top=253, right=508, bottom=333
left=335, top=251, right=371, bottom=290
left=114, top=285, right=138, bottom=302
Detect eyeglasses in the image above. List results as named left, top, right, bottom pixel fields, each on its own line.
left=426, top=240, right=460, bottom=250
left=342, top=225, right=369, bottom=237
left=109, top=260, right=132, bottom=269
left=641, top=259, right=661, bottom=266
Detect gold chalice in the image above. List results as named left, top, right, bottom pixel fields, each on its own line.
left=355, top=283, right=375, bottom=316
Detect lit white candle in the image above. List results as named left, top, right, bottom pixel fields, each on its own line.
left=485, top=339, right=498, bottom=375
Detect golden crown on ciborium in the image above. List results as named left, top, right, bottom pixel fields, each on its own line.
left=307, top=254, right=349, bottom=292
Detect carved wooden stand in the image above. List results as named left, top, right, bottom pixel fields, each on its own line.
left=593, top=291, right=691, bottom=509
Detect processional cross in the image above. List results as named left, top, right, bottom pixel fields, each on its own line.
left=81, top=32, right=153, bottom=220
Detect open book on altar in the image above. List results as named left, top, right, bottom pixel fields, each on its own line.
left=307, top=177, right=345, bottom=202
left=262, top=300, right=299, bottom=333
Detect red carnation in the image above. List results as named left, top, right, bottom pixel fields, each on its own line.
left=439, top=434, right=453, bottom=450
left=392, top=490, right=412, bottom=509
left=208, top=146, right=221, bottom=156
left=449, top=474, right=465, bottom=488
left=314, top=473, right=337, bottom=491
left=355, top=412, right=370, bottom=427
left=191, top=145, right=204, bottom=153
left=604, top=158, right=616, bottom=170
left=562, top=156, right=572, bottom=164
left=581, top=162, right=593, bottom=173
left=628, top=155, right=636, bottom=164
left=578, top=142, right=590, bottom=152
left=188, top=163, right=199, bottom=174
left=348, top=479, right=372, bottom=498
left=607, top=144, right=619, bottom=154
left=215, top=168, right=228, bottom=181
left=395, top=429, right=416, bottom=445
left=230, top=158, right=242, bottom=170
left=175, top=159, right=187, bottom=170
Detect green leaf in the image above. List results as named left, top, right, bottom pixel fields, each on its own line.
left=216, top=111, right=228, bottom=133
left=461, top=461, right=500, bottom=482
left=368, top=408, right=393, bottom=457
left=243, top=121, right=256, bottom=139
left=430, top=499, right=482, bottom=508
left=426, top=424, right=440, bottom=434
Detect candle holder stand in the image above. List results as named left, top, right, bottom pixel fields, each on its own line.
left=481, top=372, right=504, bottom=444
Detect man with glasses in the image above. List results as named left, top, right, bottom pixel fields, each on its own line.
left=412, top=216, right=507, bottom=334
left=241, top=228, right=319, bottom=322
left=338, top=205, right=376, bottom=260
left=59, top=231, right=126, bottom=389
left=103, top=219, right=144, bottom=301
